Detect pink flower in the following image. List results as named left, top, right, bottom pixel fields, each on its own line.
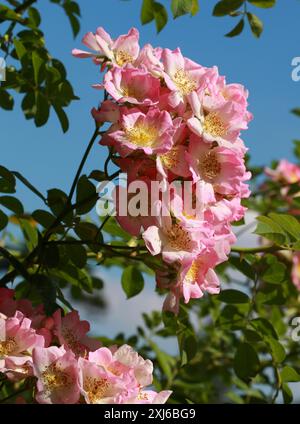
left=102, top=66, right=160, bottom=106
left=186, top=134, right=251, bottom=200
left=92, top=100, right=120, bottom=125
left=291, top=252, right=300, bottom=291
left=105, top=108, right=175, bottom=157
left=53, top=310, right=101, bottom=357
left=187, top=91, right=250, bottom=144
left=0, top=311, right=45, bottom=377
left=143, top=212, right=212, bottom=264
left=78, top=356, right=129, bottom=404
left=33, top=346, right=80, bottom=404
left=134, top=44, right=164, bottom=77
left=129, top=389, right=172, bottom=404
left=156, top=123, right=191, bottom=180
left=72, top=27, right=140, bottom=68
left=161, top=48, right=207, bottom=109
left=265, top=159, right=300, bottom=184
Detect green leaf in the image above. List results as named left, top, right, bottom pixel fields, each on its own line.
left=229, top=256, right=256, bottom=280
left=0, top=196, right=23, bottom=215
left=265, top=337, right=286, bottom=363
left=250, top=318, right=278, bottom=339
left=47, top=188, right=69, bottom=219
left=31, top=274, right=57, bottom=315
left=121, top=265, right=144, bottom=299
left=292, top=108, right=300, bottom=118
left=247, top=12, right=263, bottom=38
left=76, top=175, right=96, bottom=215
left=0, top=209, right=8, bottom=231
left=66, top=242, right=87, bottom=268
left=19, top=218, right=39, bottom=250
left=32, top=209, right=57, bottom=229
left=153, top=2, right=168, bottom=33
left=262, top=255, right=286, bottom=284
left=177, top=328, right=197, bottom=366
left=28, top=7, right=41, bottom=27
left=217, top=289, right=250, bottom=304
left=42, top=244, right=60, bottom=268
left=13, top=38, right=27, bottom=61
left=191, top=0, right=200, bottom=16
left=141, top=0, right=154, bottom=24
left=282, top=383, right=293, bottom=404
left=32, top=51, right=44, bottom=85
left=247, top=0, right=276, bottom=8
left=35, top=92, right=50, bottom=127
left=0, top=165, right=16, bottom=194
left=53, top=104, right=69, bottom=133
left=213, top=0, right=244, bottom=17
left=281, top=366, right=300, bottom=382
left=51, top=264, right=93, bottom=293
left=234, top=342, right=260, bottom=380
left=0, top=90, right=14, bottom=110
left=269, top=213, right=300, bottom=241
left=171, top=0, right=194, bottom=18
left=225, top=18, right=245, bottom=37
left=255, top=215, right=286, bottom=244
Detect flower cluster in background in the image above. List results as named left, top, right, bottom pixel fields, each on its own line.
left=73, top=27, right=252, bottom=313
left=264, top=159, right=300, bottom=291
left=0, top=288, right=171, bottom=404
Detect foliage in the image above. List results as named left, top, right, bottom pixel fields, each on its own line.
left=1, top=0, right=300, bottom=406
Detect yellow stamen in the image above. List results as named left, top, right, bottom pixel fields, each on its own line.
left=199, top=150, right=221, bottom=182
left=203, top=112, right=227, bottom=138
left=167, top=223, right=192, bottom=251
left=0, top=338, right=17, bottom=356
left=185, top=259, right=202, bottom=284
left=172, top=69, right=197, bottom=96
left=125, top=124, right=158, bottom=148
left=84, top=376, right=109, bottom=403
left=42, top=363, right=72, bottom=390
left=160, top=146, right=181, bottom=169
left=115, top=50, right=134, bottom=66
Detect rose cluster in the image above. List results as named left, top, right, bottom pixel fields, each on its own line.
left=264, top=159, right=300, bottom=291
left=73, top=28, right=252, bottom=313
left=0, top=288, right=171, bottom=404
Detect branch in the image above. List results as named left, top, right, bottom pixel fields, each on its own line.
left=230, top=245, right=284, bottom=254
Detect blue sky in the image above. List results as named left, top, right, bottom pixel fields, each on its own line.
left=1, top=0, right=300, bottom=211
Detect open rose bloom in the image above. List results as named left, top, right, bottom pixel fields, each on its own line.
left=73, top=26, right=252, bottom=313
left=0, top=290, right=171, bottom=404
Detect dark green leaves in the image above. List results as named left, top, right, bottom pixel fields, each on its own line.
left=234, top=342, right=260, bottom=380
left=171, top=0, right=199, bottom=18
left=121, top=266, right=144, bottom=299
left=225, top=18, right=245, bottom=37
left=0, top=166, right=16, bottom=194
left=280, top=366, right=300, bottom=382
left=247, top=0, right=276, bottom=8
left=217, top=289, right=250, bottom=304
left=0, top=209, right=8, bottom=231
left=140, top=0, right=168, bottom=32
left=255, top=213, right=300, bottom=248
left=247, top=12, right=263, bottom=37
left=76, top=175, right=96, bottom=215
left=0, top=90, right=14, bottom=110
left=0, top=196, right=24, bottom=215
left=213, top=0, right=244, bottom=17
